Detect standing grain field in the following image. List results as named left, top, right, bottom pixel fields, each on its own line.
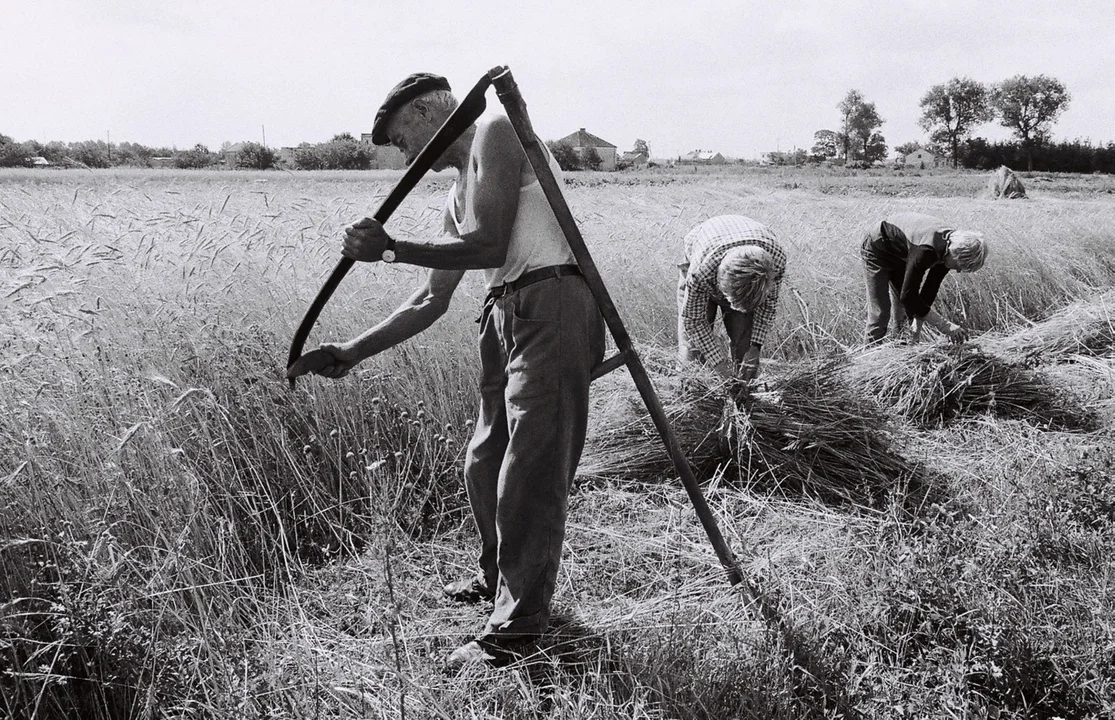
left=2, top=167, right=1114, bottom=719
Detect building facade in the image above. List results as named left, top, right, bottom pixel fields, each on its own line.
left=554, top=128, right=618, bottom=171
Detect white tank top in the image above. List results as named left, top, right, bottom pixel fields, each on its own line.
left=447, top=143, right=576, bottom=288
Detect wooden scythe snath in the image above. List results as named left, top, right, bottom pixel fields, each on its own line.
left=286, top=73, right=494, bottom=388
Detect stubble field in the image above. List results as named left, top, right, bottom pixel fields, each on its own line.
left=2, top=166, right=1115, bottom=719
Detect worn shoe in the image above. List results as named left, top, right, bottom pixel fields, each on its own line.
left=445, top=640, right=503, bottom=671
left=442, top=576, right=495, bottom=604
left=445, top=637, right=526, bottom=671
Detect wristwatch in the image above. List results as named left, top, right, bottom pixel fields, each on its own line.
left=381, top=236, right=396, bottom=263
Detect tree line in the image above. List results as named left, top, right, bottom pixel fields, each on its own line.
left=958, top=138, right=1115, bottom=174
left=0, top=133, right=382, bottom=170
left=805, top=75, right=1078, bottom=171
left=4, top=76, right=1102, bottom=174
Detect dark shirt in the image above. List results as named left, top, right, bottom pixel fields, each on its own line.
left=869, top=212, right=951, bottom=319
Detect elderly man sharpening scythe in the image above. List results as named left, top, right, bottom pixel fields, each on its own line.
left=287, top=73, right=605, bottom=669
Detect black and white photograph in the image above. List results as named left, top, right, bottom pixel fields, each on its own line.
left=2, top=1, right=1114, bottom=717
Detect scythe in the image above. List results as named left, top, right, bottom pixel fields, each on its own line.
left=285, top=73, right=493, bottom=387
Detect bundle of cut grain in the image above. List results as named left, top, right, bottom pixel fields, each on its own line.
left=844, top=344, right=1097, bottom=431
left=990, top=290, right=1115, bottom=362
left=580, top=360, right=945, bottom=507
left=579, top=377, right=729, bottom=483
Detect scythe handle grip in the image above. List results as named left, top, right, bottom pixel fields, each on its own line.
left=286, top=73, right=493, bottom=387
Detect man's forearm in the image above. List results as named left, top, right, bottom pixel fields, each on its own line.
left=922, top=307, right=954, bottom=332
left=750, top=291, right=779, bottom=347
left=394, top=231, right=506, bottom=270
left=349, top=298, right=447, bottom=361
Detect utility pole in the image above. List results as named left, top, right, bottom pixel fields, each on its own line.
left=262, top=125, right=267, bottom=147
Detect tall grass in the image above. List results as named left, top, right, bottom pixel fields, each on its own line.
left=2, top=167, right=1114, bottom=718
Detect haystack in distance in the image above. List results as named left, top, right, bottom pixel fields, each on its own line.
left=987, top=165, right=1027, bottom=199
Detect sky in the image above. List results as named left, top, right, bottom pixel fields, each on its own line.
left=3, top=0, right=1113, bottom=160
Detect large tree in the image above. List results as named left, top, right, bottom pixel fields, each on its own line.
left=991, top=74, right=1070, bottom=171
left=837, top=90, right=863, bottom=160
left=863, top=131, right=889, bottom=164
left=810, top=129, right=839, bottom=161
left=546, top=141, right=581, bottom=171
left=235, top=142, right=276, bottom=170
left=894, top=141, right=922, bottom=158
left=838, top=90, right=885, bottom=164
left=0, top=133, right=32, bottom=168
left=918, top=77, right=993, bottom=168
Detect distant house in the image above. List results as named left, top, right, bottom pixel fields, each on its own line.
left=619, top=150, right=649, bottom=169
left=555, top=128, right=618, bottom=171
left=29, top=156, right=50, bottom=167
left=222, top=142, right=246, bottom=167
left=278, top=147, right=298, bottom=166
left=680, top=150, right=727, bottom=165
left=150, top=156, right=175, bottom=168
left=904, top=149, right=938, bottom=169
left=360, top=133, right=406, bottom=169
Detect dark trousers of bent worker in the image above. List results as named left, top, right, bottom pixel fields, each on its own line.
left=861, top=232, right=908, bottom=344
left=463, top=269, right=605, bottom=640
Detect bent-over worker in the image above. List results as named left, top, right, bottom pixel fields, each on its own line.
left=861, top=212, right=988, bottom=344
left=677, top=215, right=786, bottom=382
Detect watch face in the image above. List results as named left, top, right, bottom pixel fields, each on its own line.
left=381, top=249, right=396, bottom=263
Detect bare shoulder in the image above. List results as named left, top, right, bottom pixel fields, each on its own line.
left=472, top=115, right=526, bottom=180
left=474, top=115, right=520, bottom=153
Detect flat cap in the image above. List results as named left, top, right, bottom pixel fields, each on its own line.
left=370, top=72, right=451, bottom=146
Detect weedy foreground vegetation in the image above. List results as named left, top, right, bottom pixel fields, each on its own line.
left=2, top=166, right=1114, bottom=719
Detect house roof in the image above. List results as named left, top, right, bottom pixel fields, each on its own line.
left=906, top=149, right=934, bottom=159
left=684, top=151, right=720, bottom=160
left=556, top=128, right=616, bottom=149
left=681, top=150, right=723, bottom=161
left=620, top=151, right=648, bottom=161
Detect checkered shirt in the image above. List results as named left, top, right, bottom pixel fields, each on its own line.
left=681, top=215, right=786, bottom=366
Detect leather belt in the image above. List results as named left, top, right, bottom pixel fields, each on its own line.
left=486, top=264, right=582, bottom=300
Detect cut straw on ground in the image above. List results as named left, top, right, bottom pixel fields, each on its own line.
left=990, top=288, right=1115, bottom=362
left=843, top=342, right=1099, bottom=431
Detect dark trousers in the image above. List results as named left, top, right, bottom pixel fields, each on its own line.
left=862, top=238, right=907, bottom=344
left=464, top=274, right=605, bottom=639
